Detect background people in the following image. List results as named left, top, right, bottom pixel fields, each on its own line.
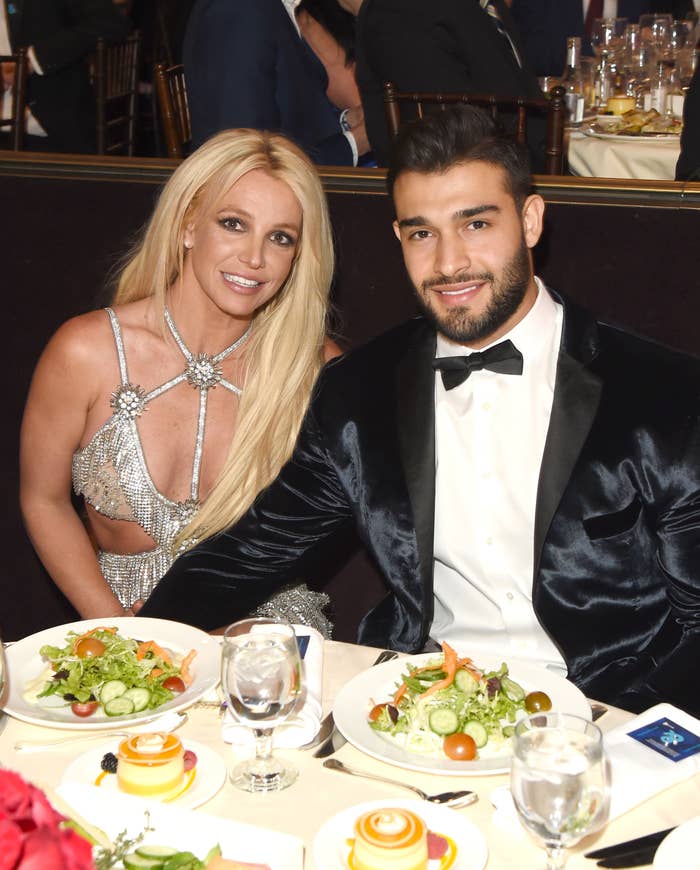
left=141, top=107, right=700, bottom=717
left=20, top=128, right=339, bottom=631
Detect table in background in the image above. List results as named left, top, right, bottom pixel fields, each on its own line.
left=568, top=130, right=681, bottom=180
left=1, top=640, right=698, bottom=868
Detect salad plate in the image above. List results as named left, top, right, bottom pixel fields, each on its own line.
left=3, top=617, right=220, bottom=729
left=57, top=782, right=304, bottom=869
left=313, top=798, right=487, bottom=870
left=61, top=738, right=226, bottom=810
left=333, top=652, right=590, bottom=776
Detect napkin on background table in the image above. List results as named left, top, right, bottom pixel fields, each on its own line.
left=222, top=625, right=323, bottom=749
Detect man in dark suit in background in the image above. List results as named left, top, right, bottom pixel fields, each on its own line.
left=141, top=106, right=700, bottom=718
left=511, top=0, right=651, bottom=77
left=676, top=63, right=700, bottom=180
left=2, top=0, right=128, bottom=153
left=337, top=0, right=542, bottom=166
left=183, top=0, right=369, bottom=165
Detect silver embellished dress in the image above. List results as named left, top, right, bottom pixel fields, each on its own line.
left=72, top=308, right=331, bottom=636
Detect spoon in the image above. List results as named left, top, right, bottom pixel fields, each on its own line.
left=323, top=759, right=478, bottom=808
left=14, top=711, right=188, bottom=752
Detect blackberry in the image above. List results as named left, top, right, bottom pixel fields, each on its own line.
left=100, top=752, right=118, bottom=774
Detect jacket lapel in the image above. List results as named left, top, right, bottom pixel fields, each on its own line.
left=396, top=320, right=436, bottom=631
left=534, top=297, right=602, bottom=577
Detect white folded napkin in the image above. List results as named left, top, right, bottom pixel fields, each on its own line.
left=603, top=703, right=700, bottom=820
left=222, top=625, right=323, bottom=749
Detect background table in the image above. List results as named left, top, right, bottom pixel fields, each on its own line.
left=568, top=130, right=681, bottom=179
left=1, top=640, right=698, bottom=868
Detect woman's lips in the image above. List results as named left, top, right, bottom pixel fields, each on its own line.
left=222, top=271, right=264, bottom=294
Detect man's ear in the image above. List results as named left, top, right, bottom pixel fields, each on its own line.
left=392, top=220, right=401, bottom=241
left=522, top=194, right=545, bottom=248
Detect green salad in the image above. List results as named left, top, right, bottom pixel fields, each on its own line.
left=368, top=643, right=551, bottom=760
left=28, top=627, right=195, bottom=718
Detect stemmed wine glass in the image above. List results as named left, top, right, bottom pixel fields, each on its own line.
left=221, top=617, right=302, bottom=793
left=590, top=17, right=628, bottom=57
left=510, top=713, right=609, bottom=870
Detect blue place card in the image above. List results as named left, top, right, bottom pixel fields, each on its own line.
left=296, top=633, right=310, bottom=659
left=627, top=717, right=700, bottom=762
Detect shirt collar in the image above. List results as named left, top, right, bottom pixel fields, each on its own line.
left=281, top=0, right=302, bottom=34
left=436, top=277, right=560, bottom=359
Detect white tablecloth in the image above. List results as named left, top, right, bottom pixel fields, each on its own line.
left=1, top=640, right=698, bottom=868
left=568, top=130, right=681, bottom=180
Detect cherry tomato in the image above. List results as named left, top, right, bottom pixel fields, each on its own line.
left=443, top=732, right=477, bottom=761
left=525, top=691, right=553, bottom=713
left=368, top=703, right=388, bottom=722
left=162, top=676, right=186, bottom=694
left=75, top=637, right=106, bottom=659
left=71, top=701, right=99, bottom=717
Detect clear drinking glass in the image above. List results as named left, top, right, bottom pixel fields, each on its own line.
left=510, top=713, right=609, bottom=870
left=639, top=13, right=673, bottom=58
left=590, top=17, right=628, bottom=57
left=221, top=618, right=302, bottom=792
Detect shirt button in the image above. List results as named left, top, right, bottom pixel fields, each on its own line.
left=506, top=591, right=514, bottom=600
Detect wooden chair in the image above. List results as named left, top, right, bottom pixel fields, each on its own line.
left=383, top=81, right=567, bottom=176
left=93, top=31, right=142, bottom=156
left=154, top=62, right=191, bottom=158
left=0, top=47, right=28, bottom=150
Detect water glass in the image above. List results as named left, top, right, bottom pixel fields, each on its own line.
left=221, top=618, right=302, bottom=792
left=590, top=17, right=628, bottom=56
left=511, top=713, right=609, bottom=870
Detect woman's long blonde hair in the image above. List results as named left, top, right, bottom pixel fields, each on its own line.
left=113, top=129, right=335, bottom=549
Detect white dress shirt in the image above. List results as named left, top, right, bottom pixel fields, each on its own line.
left=432, top=279, right=568, bottom=674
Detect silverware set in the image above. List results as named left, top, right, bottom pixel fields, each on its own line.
left=585, top=826, right=676, bottom=867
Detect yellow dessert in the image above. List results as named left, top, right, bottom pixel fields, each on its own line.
left=117, top=732, right=185, bottom=799
left=352, top=808, right=428, bottom=870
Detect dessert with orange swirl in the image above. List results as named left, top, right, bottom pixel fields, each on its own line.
left=352, top=807, right=428, bottom=870
left=116, top=732, right=185, bottom=799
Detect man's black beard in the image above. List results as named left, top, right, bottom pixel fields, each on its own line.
left=412, top=238, right=532, bottom=344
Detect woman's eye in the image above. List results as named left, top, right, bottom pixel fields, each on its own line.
left=220, top=217, right=243, bottom=231
left=270, top=231, right=295, bottom=247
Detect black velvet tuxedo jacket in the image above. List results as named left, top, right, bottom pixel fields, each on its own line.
left=142, top=296, right=700, bottom=716
left=6, top=0, right=127, bottom=152
left=355, top=0, right=542, bottom=165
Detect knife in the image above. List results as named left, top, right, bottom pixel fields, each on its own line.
left=313, top=650, right=399, bottom=759
left=593, top=846, right=660, bottom=868
left=585, top=827, right=675, bottom=863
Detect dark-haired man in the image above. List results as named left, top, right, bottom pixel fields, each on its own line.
left=141, top=106, right=700, bottom=717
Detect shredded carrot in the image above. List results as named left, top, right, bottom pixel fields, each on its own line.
left=178, top=649, right=197, bottom=687
left=136, top=640, right=172, bottom=664
left=418, top=641, right=459, bottom=699
left=71, top=626, right=117, bottom=653
left=456, top=656, right=482, bottom=682
left=149, top=668, right=164, bottom=681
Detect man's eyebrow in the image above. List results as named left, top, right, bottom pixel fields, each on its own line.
left=397, top=204, right=500, bottom=229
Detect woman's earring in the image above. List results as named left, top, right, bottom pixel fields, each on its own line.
left=184, top=239, right=193, bottom=249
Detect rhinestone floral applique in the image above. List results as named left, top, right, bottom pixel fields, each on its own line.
left=185, top=353, right=223, bottom=390
left=110, top=383, right=147, bottom=418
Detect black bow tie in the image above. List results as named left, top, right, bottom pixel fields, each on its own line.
left=432, top=339, right=524, bottom=390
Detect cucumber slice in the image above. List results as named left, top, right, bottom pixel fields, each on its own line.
left=454, top=668, right=479, bottom=695
left=122, top=687, right=151, bottom=712
left=122, top=852, right=165, bottom=869
left=136, top=845, right=179, bottom=859
left=428, top=707, right=459, bottom=736
left=104, top=696, right=135, bottom=716
left=99, top=679, right=127, bottom=705
left=462, top=720, right=488, bottom=748
left=501, top=676, right=525, bottom=703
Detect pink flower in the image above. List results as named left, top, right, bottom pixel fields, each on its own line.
left=0, top=771, right=94, bottom=870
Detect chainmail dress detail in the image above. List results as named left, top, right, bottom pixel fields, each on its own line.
left=71, top=308, right=332, bottom=637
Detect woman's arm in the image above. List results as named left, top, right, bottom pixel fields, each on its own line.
left=19, top=316, right=128, bottom=618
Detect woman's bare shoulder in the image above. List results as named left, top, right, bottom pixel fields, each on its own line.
left=323, top=336, right=344, bottom=362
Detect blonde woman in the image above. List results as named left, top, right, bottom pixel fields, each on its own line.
left=20, top=129, right=339, bottom=628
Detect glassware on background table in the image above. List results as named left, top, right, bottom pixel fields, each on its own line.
left=560, top=37, right=585, bottom=126
left=639, top=13, right=673, bottom=58
left=221, top=617, right=302, bottom=793
left=590, top=17, right=628, bottom=57
left=510, top=712, right=609, bottom=870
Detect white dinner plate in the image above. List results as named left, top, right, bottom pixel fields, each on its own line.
left=653, top=817, right=700, bottom=869
left=582, top=122, right=680, bottom=142
left=58, top=782, right=304, bottom=869
left=61, top=737, right=226, bottom=810
left=333, top=652, right=590, bottom=775
left=313, top=798, right=487, bottom=870
left=3, top=617, right=220, bottom=729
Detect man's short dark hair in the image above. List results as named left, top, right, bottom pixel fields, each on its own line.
left=386, top=105, right=533, bottom=208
